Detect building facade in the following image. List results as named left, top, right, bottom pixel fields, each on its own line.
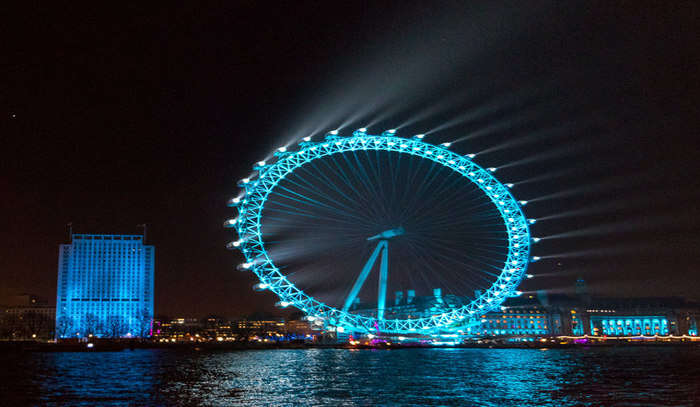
left=151, top=317, right=315, bottom=342
left=465, top=291, right=699, bottom=338
left=1, top=294, right=55, bottom=340
left=55, top=234, right=154, bottom=338
left=350, top=281, right=700, bottom=338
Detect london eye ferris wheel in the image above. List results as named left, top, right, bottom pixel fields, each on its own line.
left=226, top=128, right=537, bottom=335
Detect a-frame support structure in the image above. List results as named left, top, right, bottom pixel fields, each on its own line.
left=341, top=227, right=403, bottom=321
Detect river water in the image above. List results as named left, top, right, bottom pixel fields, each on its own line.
left=2, top=346, right=699, bottom=406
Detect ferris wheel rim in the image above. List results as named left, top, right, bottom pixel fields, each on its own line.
left=229, top=133, right=531, bottom=334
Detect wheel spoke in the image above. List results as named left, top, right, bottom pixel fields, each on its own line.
left=231, top=134, right=531, bottom=334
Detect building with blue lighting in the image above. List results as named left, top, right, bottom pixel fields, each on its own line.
left=476, top=286, right=699, bottom=338
left=55, top=234, right=154, bottom=339
left=350, top=280, right=699, bottom=338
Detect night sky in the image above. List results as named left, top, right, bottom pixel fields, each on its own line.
left=3, top=2, right=699, bottom=318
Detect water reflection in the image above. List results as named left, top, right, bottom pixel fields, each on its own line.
left=1, top=347, right=699, bottom=406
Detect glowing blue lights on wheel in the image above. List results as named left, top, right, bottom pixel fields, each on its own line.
left=226, top=129, right=533, bottom=334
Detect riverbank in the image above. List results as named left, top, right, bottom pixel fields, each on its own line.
left=2, top=337, right=699, bottom=352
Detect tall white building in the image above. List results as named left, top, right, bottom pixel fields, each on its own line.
left=55, top=234, right=154, bottom=338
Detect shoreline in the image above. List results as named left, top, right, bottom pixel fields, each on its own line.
left=2, top=339, right=700, bottom=352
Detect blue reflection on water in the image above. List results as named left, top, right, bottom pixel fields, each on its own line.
left=2, top=347, right=700, bottom=406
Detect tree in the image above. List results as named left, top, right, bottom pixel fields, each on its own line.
left=135, top=308, right=152, bottom=338
left=106, top=315, right=127, bottom=338
left=56, top=316, right=74, bottom=338
left=83, top=313, right=101, bottom=338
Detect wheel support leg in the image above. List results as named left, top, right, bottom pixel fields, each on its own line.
left=377, top=241, right=389, bottom=320
left=342, top=241, right=385, bottom=313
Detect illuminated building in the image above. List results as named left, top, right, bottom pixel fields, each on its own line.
left=237, top=319, right=286, bottom=337
left=349, top=282, right=700, bottom=338
left=481, top=290, right=700, bottom=338
left=475, top=297, right=558, bottom=337
left=151, top=317, right=314, bottom=342
left=582, top=297, right=698, bottom=337
left=55, top=234, right=154, bottom=338
left=1, top=294, right=55, bottom=339
left=590, top=316, right=668, bottom=336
